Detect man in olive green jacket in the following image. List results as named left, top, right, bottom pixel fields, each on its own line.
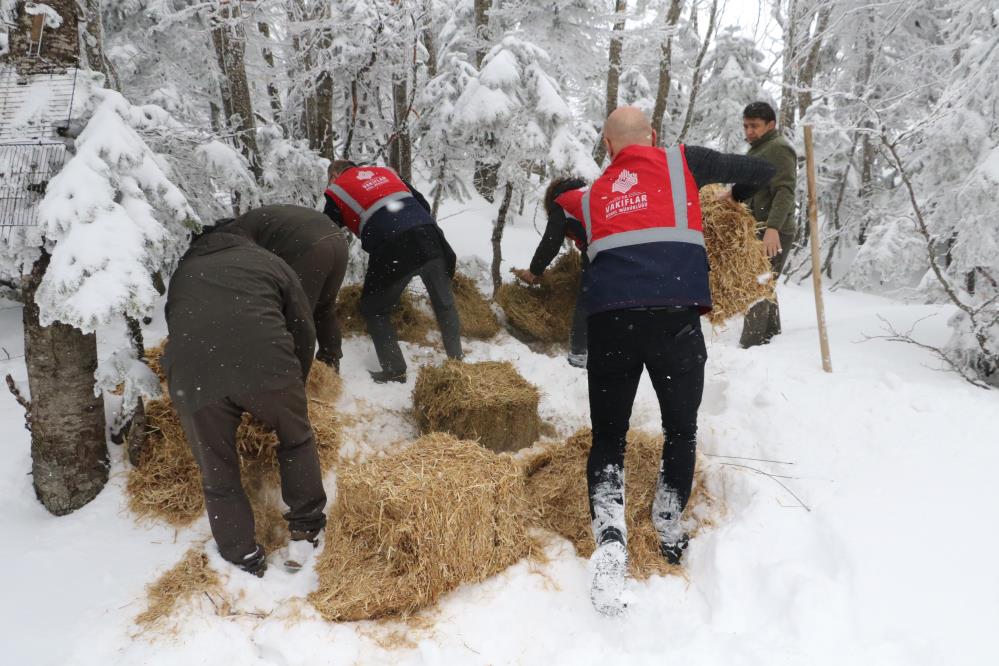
left=740, top=101, right=798, bottom=347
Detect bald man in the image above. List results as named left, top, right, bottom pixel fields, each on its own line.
left=557, top=107, right=776, bottom=615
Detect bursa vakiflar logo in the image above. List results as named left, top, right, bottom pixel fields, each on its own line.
left=612, top=169, right=639, bottom=194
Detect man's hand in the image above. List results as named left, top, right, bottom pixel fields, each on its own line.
left=715, top=187, right=735, bottom=205
left=762, top=228, right=782, bottom=258
left=512, top=268, right=540, bottom=285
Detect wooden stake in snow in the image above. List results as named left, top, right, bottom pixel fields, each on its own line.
left=804, top=125, right=833, bottom=373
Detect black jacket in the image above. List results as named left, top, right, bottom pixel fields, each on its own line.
left=163, top=231, right=316, bottom=413
left=529, top=178, right=589, bottom=277
left=324, top=179, right=457, bottom=281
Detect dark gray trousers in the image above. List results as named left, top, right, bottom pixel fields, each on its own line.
left=179, top=383, right=327, bottom=564
left=740, top=230, right=795, bottom=348
left=360, top=257, right=462, bottom=375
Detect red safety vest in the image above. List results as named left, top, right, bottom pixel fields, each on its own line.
left=324, top=166, right=414, bottom=238
left=553, top=187, right=588, bottom=251
left=557, top=145, right=704, bottom=262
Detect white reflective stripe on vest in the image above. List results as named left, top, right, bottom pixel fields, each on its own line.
left=664, top=146, right=689, bottom=230
left=581, top=190, right=594, bottom=242
left=327, top=186, right=414, bottom=232
left=586, top=227, right=705, bottom=262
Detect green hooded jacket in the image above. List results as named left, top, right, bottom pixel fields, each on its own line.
left=745, top=129, right=798, bottom=236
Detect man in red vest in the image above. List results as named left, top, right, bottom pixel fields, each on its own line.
left=560, top=107, right=776, bottom=616
left=324, top=161, right=462, bottom=383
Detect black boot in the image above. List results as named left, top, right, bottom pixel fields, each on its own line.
left=369, top=369, right=406, bottom=384
left=659, top=533, right=689, bottom=566
left=237, top=544, right=268, bottom=578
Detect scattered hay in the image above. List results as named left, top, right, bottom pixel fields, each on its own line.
left=309, top=433, right=539, bottom=622
left=523, top=429, right=722, bottom=580
left=412, top=360, right=541, bottom=452
left=135, top=547, right=225, bottom=631
left=126, top=363, right=343, bottom=528
left=701, top=185, right=776, bottom=325
left=495, top=251, right=581, bottom=344
left=452, top=272, right=501, bottom=339
left=336, top=283, right=434, bottom=344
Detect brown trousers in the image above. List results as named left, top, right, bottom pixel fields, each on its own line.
left=290, top=235, right=348, bottom=366
left=179, top=382, right=327, bottom=563
left=740, top=230, right=795, bottom=348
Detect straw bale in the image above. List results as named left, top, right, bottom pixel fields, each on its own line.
left=126, top=363, right=343, bottom=528
left=523, top=429, right=721, bottom=579
left=336, top=283, right=434, bottom=343
left=700, top=185, right=776, bottom=325
left=452, top=272, right=501, bottom=339
left=495, top=251, right=581, bottom=344
left=309, top=433, right=538, bottom=622
left=412, top=360, right=541, bottom=452
left=135, top=547, right=224, bottom=631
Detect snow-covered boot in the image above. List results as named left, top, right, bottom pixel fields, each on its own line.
left=652, top=478, right=689, bottom=566
left=590, top=539, right=628, bottom=616
left=567, top=352, right=587, bottom=369
left=238, top=544, right=268, bottom=578
left=589, top=464, right=628, bottom=616
left=278, top=532, right=322, bottom=573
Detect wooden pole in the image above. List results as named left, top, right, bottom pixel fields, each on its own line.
left=804, top=125, right=832, bottom=373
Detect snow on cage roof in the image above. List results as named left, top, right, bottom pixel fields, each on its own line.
left=0, top=65, right=77, bottom=143
left=0, top=66, right=76, bottom=236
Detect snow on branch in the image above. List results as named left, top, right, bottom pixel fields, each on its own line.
left=33, top=80, right=198, bottom=333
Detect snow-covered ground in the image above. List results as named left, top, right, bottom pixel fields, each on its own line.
left=1, top=198, right=996, bottom=665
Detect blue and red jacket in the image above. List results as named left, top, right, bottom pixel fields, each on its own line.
left=324, top=166, right=435, bottom=253
left=556, top=144, right=710, bottom=315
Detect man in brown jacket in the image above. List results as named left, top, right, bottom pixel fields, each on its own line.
left=163, top=228, right=327, bottom=576
left=740, top=101, right=798, bottom=347
left=231, top=204, right=349, bottom=370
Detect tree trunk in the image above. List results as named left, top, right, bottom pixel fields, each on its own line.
left=472, top=0, right=498, bottom=200
left=677, top=0, right=720, bottom=143
left=491, top=183, right=515, bottom=297
left=7, top=0, right=79, bottom=73
left=80, top=0, right=121, bottom=91
left=256, top=21, right=285, bottom=124
left=778, top=0, right=800, bottom=133
left=473, top=0, right=492, bottom=68
left=391, top=72, right=412, bottom=180
left=432, top=154, right=446, bottom=219
left=23, top=253, right=108, bottom=515
left=650, top=0, right=684, bottom=140
left=210, top=1, right=261, bottom=182
left=593, top=0, right=629, bottom=165
left=796, top=3, right=831, bottom=119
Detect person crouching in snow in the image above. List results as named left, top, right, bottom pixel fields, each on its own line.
left=230, top=204, right=349, bottom=372
left=323, top=160, right=462, bottom=383
left=512, top=176, right=591, bottom=368
left=162, top=226, right=327, bottom=577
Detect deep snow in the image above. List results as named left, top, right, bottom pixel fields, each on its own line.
left=0, top=196, right=996, bottom=666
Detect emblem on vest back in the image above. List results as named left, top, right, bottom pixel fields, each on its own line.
left=356, top=170, right=375, bottom=180
left=612, top=169, right=639, bottom=194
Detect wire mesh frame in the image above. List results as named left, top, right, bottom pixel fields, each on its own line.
left=0, top=142, right=68, bottom=240
left=0, top=67, right=79, bottom=143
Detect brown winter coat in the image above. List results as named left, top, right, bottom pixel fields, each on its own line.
left=233, top=205, right=349, bottom=363
left=163, top=231, right=315, bottom=413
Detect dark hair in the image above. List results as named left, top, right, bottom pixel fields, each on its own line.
left=544, top=176, right=587, bottom=215
left=743, top=101, right=777, bottom=124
